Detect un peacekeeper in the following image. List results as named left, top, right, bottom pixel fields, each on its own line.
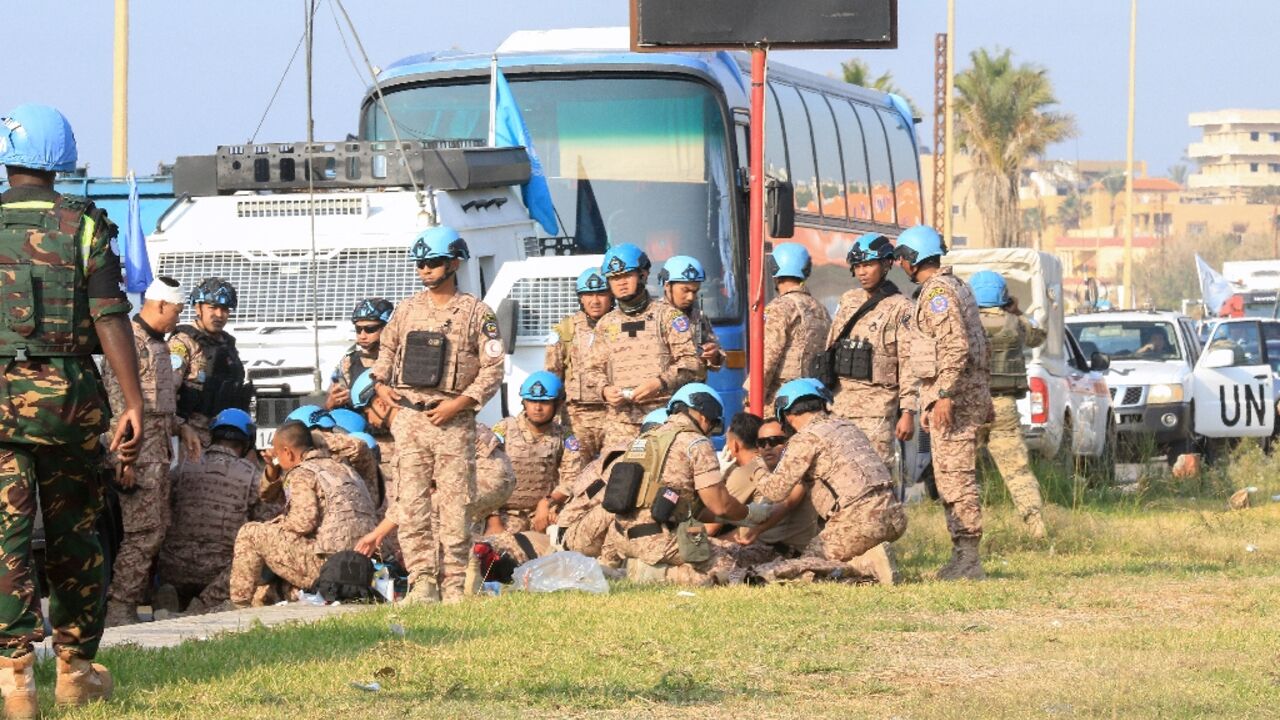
left=0, top=104, right=139, bottom=713
left=753, top=243, right=831, bottom=406
left=746, top=380, right=905, bottom=585
left=170, top=277, right=253, bottom=446
left=827, top=233, right=918, bottom=465
left=546, top=268, right=613, bottom=460
left=969, top=270, right=1049, bottom=539
left=598, top=384, right=772, bottom=586
left=658, top=255, right=725, bottom=377
left=492, top=371, right=584, bottom=535
left=370, top=225, right=504, bottom=603
left=895, top=225, right=992, bottom=581
left=160, top=409, right=277, bottom=614
left=101, top=277, right=203, bottom=627
left=325, top=298, right=394, bottom=410
left=281, top=405, right=381, bottom=508
left=582, top=243, right=701, bottom=450
left=218, top=421, right=376, bottom=607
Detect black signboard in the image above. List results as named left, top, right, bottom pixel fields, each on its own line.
left=631, top=0, right=897, bottom=50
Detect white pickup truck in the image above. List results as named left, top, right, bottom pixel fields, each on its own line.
left=946, top=249, right=1115, bottom=476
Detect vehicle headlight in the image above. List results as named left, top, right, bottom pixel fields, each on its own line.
left=1147, top=384, right=1183, bottom=403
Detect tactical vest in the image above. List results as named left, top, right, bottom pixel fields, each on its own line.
left=606, top=302, right=674, bottom=393
left=168, top=447, right=258, bottom=556
left=343, top=346, right=374, bottom=388
left=803, top=418, right=893, bottom=520
left=601, top=427, right=682, bottom=516
left=555, top=313, right=604, bottom=405
left=0, top=196, right=98, bottom=359
left=393, top=293, right=483, bottom=394
left=136, top=320, right=178, bottom=416
left=174, top=324, right=252, bottom=418
left=980, top=310, right=1028, bottom=395
left=309, top=457, right=378, bottom=556
left=779, top=292, right=832, bottom=383
left=497, top=417, right=563, bottom=512
left=314, top=430, right=381, bottom=506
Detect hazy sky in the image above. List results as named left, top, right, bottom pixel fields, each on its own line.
left=3, top=1, right=1274, bottom=177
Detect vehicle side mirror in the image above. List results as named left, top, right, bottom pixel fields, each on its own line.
left=1089, top=351, right=1110, bottom=372
left=496, top=298, right=519, bottom=355
left=1200, top=346, right=1237, bottom=369
left=766, top=179, right=795, bottom=238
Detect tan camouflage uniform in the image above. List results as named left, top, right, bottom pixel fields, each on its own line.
left=979, top=308, right=1048, bottom=526
left=102, top=316, right=181, bottom=606
left=749, top=415, right=906, bottom=580
left=757, top=288, right=832, bottom=406
left=372, top=290, right=503, bottom=598
left=168, top=326, right=243, bottom=445
left=546, top=311, right=607, bottom=461
left=330, top=345, right=376, bottom=394
left=313, top=429, right=381, bottom=508
left=581, top=297, right=701, bottom=450
left=492, top=414, right=584, bottom=533
left=906, top=268, right=992, bottom=542
left=599, top=414, right=742, bottom=586
left=688, top=307, right=721, bottom=381
left=828, top=287, right=917, bottom=465
left=469, top=422, right=516, bottom=526
left=556, top=442, right=629, bottom=559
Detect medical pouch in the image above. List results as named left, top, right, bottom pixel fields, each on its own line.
left=400, top=330, right=447, bottom=388
left=834, top=338, right=873, bottom=381
left=601, top=461, right=645, bottom=514
left=676, top=518, right=711, bottom=564
left=650, top=486, right=681, bottom=525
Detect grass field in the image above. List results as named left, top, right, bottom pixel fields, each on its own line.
left=47, top=443, right=1280, bottom=719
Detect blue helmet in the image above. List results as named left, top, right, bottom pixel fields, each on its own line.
left=640, top=408, right=669, bottom=433
left=210, top=408, right=256, bottom=440
left=350, top=431, right=380, bottom=460
left=769, top=243, right=812, bottom=279
left=286, top=404, right=336, bottom=430
left=601, top=243, right=651, bottom=277
left=576, top=268, right=609, bottom=294
left=969, top=270, right=1009, bottom=308
left=350, top=370, right=377, bottom=409
left=190, top=278, right=238, bottom=309
left=351, top=298, right=394, bottom=324
left=520, top=371, right=563, bottom=401
left=893, top=225, right=947, bottom=266
left=773, top=378, right=833, bottom=422
left=410, top=225, right=470, bottom=261
left=847, top=233, right=896, bottom=266
left=329, top=408, right=368, bottom=435
left=658, top=255, right=706, bottom=285
left=0, top=104, right=77, bottom=172
left=667, top=382, right=724, bottom=434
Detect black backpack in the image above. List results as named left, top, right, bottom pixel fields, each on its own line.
left=311, top=550, right=380, bottom=603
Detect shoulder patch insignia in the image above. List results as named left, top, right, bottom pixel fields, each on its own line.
left=564, top=435, right=580, bottom=452
left=171, top=353, right=185, bottom=371
left=484, top=339, right=504, bottom=358
left=169, top=341, right=188, bottom=357
left=482, top=315, right=500, bottom=339
left=929, top=294, right=950, bottom=313
left=672, top=315, right=690, bottom=333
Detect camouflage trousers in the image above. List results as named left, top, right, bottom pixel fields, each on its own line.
left=108, top=462, right=171, bottom=605
left=980, top=395, right=1045, bottom=521
left=931, top=404, right=985, bottom=541
left=566, top=404, right=607, bottom=463
left=391, top=407, right=475, bottom=599
left=470, top=469, right=516, bottom=529
left=0, top=438, right=106, bottom=660
left=601, top=524, right=743, bottom=587
left=752, top=489, right=906, bottom=579
left=226, top=522, right=323, bottom=606
left=559, top=504, right=613, bottom=558
left=482, top=530, right=551, bottom=567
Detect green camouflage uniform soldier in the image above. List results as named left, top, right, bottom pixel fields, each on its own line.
left=0, top=104, right=144, bottom=715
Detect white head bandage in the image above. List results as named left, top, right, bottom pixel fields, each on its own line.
left=144, top=276, right=186, bottom=305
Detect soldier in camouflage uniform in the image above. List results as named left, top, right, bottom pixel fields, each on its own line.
left=582, top=244, right=701, bottom=450
left=658, top=255, right=724, bottom=379
left=101, top=277, right=202, bottom=626
left=325, top=298, right=394, bottom=410
left=0, top=104, right=139, bottom=713
left=283, top=405, right=381, bottom=509
left=753, top=243, right=831, bottom=407
left=555, top=439, right=629, bottom=559
left=169, top=277, right=253, bottom=447
left=896, top=226, right=993, bottom=580
left=746, top=380, right=905, bottom=585
left=970, top=271, right=1049, bottom=539
left=492, top=372, right=584, bottom=536
left=371, top=226, right=503, bottom=603
left=546, top=268, right=612, bottom=462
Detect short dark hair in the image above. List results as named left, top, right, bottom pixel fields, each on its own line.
left=274, top=420, right=314, bottom=452
left=211, top=426, right=251, bottom=453
left=782, top=397, right=828, bottom=418
left=728, top=412, right=763, bottom=449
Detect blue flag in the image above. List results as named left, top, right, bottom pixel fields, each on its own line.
left=492, top=68, right=559, bottom=235
left=123, top=173, right=153, bottom=292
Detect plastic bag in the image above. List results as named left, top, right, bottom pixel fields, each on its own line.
left=510, top=551, right=610, bottom=594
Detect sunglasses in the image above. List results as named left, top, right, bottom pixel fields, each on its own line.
left=757, top=436, right=786, bottom=449
left=416, top=258, right=449, bottom=270
left=354, top=324, right=384, bottom=335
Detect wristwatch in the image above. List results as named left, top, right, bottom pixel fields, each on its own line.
left=937, top=388, right=953, bottom=399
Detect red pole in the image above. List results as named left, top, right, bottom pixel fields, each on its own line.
left=748, top=47, right=767, bottom=417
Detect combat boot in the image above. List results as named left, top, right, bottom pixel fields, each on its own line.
left=104, top=600, right=139, bottom=627
left=403, top=575, right=441, bottom=605
left=54, top=656, right=113, bottom=707
left=463, top=553, right=482, bottom=596
left=849, top=542, right=900, bottom=586
left=0, top=653, right=38, bottom=719
left=1024, top=511, right=1047, bottom=540
left=936, top=537, right=985, bottom=581
left=151, top=584, right=180, bottom=614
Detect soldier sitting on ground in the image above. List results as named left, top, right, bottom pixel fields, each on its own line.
left=281, top=404, right=381, bottom=508
left=724, top=417, right=820, bottom=566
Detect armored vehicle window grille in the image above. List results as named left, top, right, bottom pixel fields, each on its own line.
left=510, top=276, right=577, bottom=338
left=157, top=248, right=418, bottom=325
left=235, top=196, right=367, bottom=218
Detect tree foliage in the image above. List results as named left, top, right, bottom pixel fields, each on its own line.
left=840, top=58, right=921, bottom=117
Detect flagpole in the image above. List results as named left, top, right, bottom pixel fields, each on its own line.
left=488, top=55, right=498, bottom=147
left=112, top=0, right=128, bottom=177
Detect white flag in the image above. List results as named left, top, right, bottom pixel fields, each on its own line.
left=1195, top=255, right=1234, bottom=314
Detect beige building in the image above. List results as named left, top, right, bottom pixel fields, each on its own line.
left=1187, top=109, right=1280, bottom=202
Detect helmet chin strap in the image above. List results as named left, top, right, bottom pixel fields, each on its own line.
left=617, top=290, right=650, bottom=315
left=424, top=267, right=456, bottom=290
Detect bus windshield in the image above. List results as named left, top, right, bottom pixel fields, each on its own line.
left=363, top=75, right=740, bottom=321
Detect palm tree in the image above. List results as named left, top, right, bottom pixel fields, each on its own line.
left=841, top=58, right=921, bottom=117
left=1053, top=191, right=1091, bottom=231
left=954, top=48, right=1076, bottom=248
left=1099, top=172, right=1125, bottom=226
left=1167, top=164, right=1189, bottom=186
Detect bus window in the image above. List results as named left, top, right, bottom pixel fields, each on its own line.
left=774, top=84, right=820, bottom=217
left=765, top=84, right=789, bottom=184
left=853, top=103, right=895, bottom=225
left=800, top=89, right=848, bottom=222
left=829, top=99, right=872, bottom=221
left=878, top=107, right=922, bottom=226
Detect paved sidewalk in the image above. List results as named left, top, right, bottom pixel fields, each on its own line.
left=76, top=603, right=371, bottom=652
